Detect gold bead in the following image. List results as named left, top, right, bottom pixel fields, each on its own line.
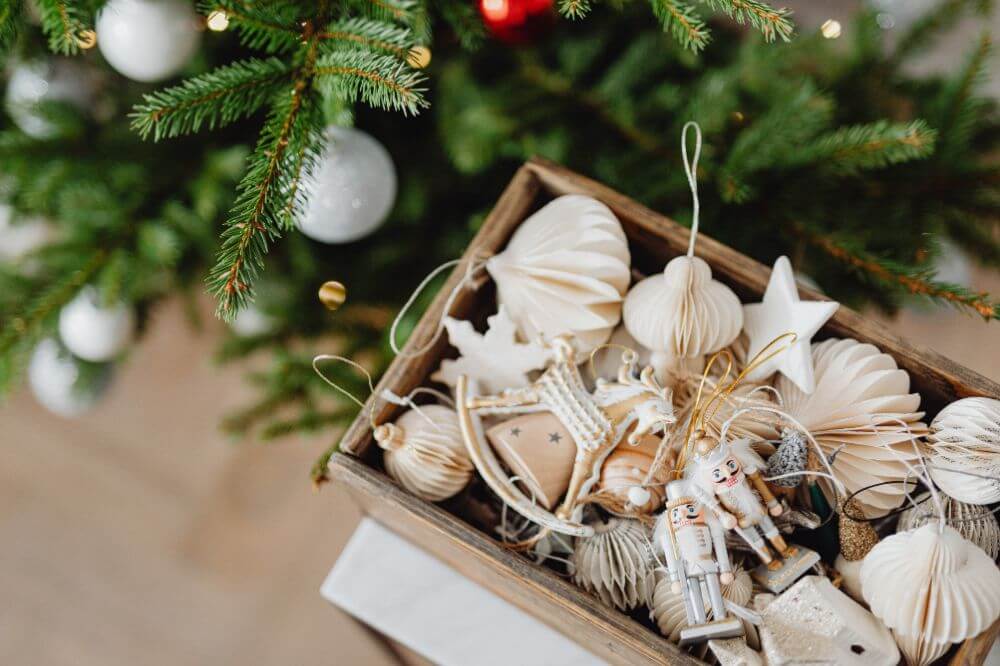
left=407, top=45, right=431, bottom=69
left=77, top=30, right=97, bottom=49
left=206, top=10, right=230, bottom=32
left=318, top=280, right=347, bottom=311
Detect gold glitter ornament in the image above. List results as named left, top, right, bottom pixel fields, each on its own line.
left=839, top=498, right=879, bottom=561
left=318, top=280, right=347, bottom=311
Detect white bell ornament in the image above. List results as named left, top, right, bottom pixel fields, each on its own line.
left=96, top=0, right=201, bottom=82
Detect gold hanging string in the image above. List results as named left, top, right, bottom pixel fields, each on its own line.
left=674, top=349, right=734, bottom=478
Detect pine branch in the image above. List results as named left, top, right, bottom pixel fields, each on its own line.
left=0, top=0, right=23, bottom=55
left=318, top=16, right=414, bottom=56
left=204, top=0, right=303, bottom=53
left=435, top=0, right=485, bottom=49
left=698, top=0, right=793, bottom=42
left=313, top=51, right=428, bottom=115
left=347, top=0, right=416, bottom=24
left=799, top=225, right=999, bottom=320
left=934, top=34, right=991, bottom=157
left=131, top=58, right=293, bottom=141
left=34, top=0, right=92, bottom=55
left=799, top=120, right=936, bottom=175
left=891, top=0, right=992, bottom=65
left=649, top=0, right=710, bottom=52
left=559, top=0, right=592, bottom=20
left=312, top=440, right=339, bottom=486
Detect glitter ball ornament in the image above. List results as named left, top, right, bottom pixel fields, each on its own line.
left=96, top=0, right=201, bottom=82
left=5, top=59, right=96, bottom=138
left=318, top=281, right=347, bottom=311
left=765, top=429, right=808, bottom=489
left=29, top=338, right=111, bottom=417
left=479, top=0, right=554, bottom=44
left=58, top=287, right=136, bottom=362
left=298, top=126, right=397, bottom=244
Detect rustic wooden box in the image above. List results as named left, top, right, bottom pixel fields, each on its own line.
left=330, top=159, right=1000, bottom=665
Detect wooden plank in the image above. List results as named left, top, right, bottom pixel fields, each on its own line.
left=329, top=453, right=700, bottom=666
left=950, top=618, right=1000, bottom=666
left=340, top=164, right=542, bottom=457
left=524, top=157, right=1000, bottom=409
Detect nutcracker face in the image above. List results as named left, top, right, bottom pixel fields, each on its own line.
left=705, top=455, right=745, bottom=490
left=669, top=501, right=705, bottom=529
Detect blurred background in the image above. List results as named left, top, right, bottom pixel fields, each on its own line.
left=2, top=0, right=1000, bottom=664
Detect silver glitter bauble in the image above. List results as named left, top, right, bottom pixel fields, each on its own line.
left=96, top=0, right=201, bottom=82
left=297, top=126, right=397, bottom=244
left=29, top=338, right=112, bottom=417
left=766, top=428, right=808, bottom=488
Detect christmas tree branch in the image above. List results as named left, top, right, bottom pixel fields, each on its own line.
left=313, top=51, right=428, bottom=115
left=35, top=0, right=93, bottom=55
left=205, top=0, right=303, bottom=53
left=801, top=120, right=936, bottom=175
left=698, top=0, right=793, bottom=42
left=318, top=17, right=414, bottom=56
left=131, top=58, right=293, bottom=140
left=890, top=0, right=992, bottom=66
left=648, top=0, right=710, bottom=52
left=0, top=0, right=22, bottom=54
left=559, top=0, right=592, bottom=19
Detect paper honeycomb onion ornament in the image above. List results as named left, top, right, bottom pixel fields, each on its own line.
left=374, top=405, right=474, bottom=502
left=898, top=492, right=1000, bottom=560
left=96, top=0, right=201, bottom=82
left=485, top=195, right=630, bottom=353
left=298, top=126, right=397, bottom=244
left=860, top=523, right=1000, bottom=666
left=926, top=397, right=1000, bottom=505
left=571, top=518, right=655, bottom=611
left=775, top=338, right=926, bottom=517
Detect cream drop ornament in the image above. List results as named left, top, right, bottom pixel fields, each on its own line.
left=571, top=518, right=655, bottom=611
left=374, top=405, right=473, bottom=502
left=926, top=397, right=1000, bottom=505
left=776, top=338, right=926, bottom=517
left=860, top=523, right=1000, bottom=664
left=898, top=491, right=1000, bottom=560
left=485, top=194, right=630, bottom=353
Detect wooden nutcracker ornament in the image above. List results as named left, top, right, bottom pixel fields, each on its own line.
left=655, top=480, right=744, bottom=646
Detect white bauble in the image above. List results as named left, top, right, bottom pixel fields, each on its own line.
left=0, top=205, right=53, bottom=262
left=5, top=59, right=95, bottom=138
left=298, top=126, right=397, bottom=244
left=96, top=0, right=201, bottom=82
left=29, top=339, right=110, bottom=417
left=58, top=287, right=136, bottom=362
left=927, top=397, right=1000, bottom=505
left=229, top=303, right=276, bottom=337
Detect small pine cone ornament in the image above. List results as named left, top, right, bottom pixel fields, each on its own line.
left=765, top=428, right=808, bottom=488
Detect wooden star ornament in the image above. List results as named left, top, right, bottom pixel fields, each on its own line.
left=742, top=256, right=838, bottom=394
left=432, top=306, right=550, bottom=395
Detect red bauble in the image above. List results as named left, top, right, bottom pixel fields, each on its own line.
left=479, top=0, right=554, bottom=44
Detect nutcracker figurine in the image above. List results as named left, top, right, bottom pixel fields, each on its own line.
left=655, top=480, right=744, bottom=645
left=686, top=431, right=819, bottom=592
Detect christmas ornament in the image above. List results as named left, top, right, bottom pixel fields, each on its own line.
left=835, top=498, right=880, bottom=603
left=298, top=126, right=397, bottom=244
left=708, top=637, right=764, bottom=666
left=926, top=396, right=1000, bottom=505
left=757, top=576, right=899, bottom=666
left=5, top=59, right=96, bottom=138
left=764, top=429, right=808, bottom=490
left=861, top=523, right=1000, bottom=666
left=742, top=256, right=839, bottom=393
left=485, top=412, right=576, bottom=511
left=775, top=338, right=926, bottom=517
left=0, top=205, right=53, bottom=263
left=897, top=492, right=1000, bottom=560
left=485, top=194, right=630, bottom=354
left=433, top=306, right=550, bottom=395
left=374, top=404, right=473, bottom=502
left=478, top=0, right=554, bottom=44
left=589, top=325, right=652, bottom=383
left=596, top=431, right=669, bottom=514
left=571, top=518, right=655, bottom=611
left=685, top=434, right=819, bottom=593
left=58, top=286, right=136, bottom=362
left=654, top=480, right=744, bottom=645
left=623, top=123, right=742, bottom=385
left=457, top=339, right=675, bottom=537
left=651, top=570, right=700, bottom=643
left=28, top=338, right=111, bottom=417
left=229, top=303, right=276, bottom=338
left=96, top=0, right=201, bottom=82
left=318, top=280, right=347, bottom=311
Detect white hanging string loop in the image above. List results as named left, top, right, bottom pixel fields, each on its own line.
left=681, top=121, right=703, bottom=258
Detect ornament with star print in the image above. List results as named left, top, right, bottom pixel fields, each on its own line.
left=486, top=412, right=576, bottom=510
left=432, top=306, right=549, bottom=395
left=741, top=256, right=838, bottom=393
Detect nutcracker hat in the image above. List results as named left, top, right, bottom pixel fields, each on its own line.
left=665, top=479, right=696, bottom=510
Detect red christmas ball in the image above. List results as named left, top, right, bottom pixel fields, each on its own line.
left=479, top=0, right=554, bottom=44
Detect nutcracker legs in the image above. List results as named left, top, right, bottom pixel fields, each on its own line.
left=678, top=570, right=743, bottom=647
left=737, top=515, right=799, bottom=569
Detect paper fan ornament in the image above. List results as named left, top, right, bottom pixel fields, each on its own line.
left=623, top=123, right=742, bottom=385
left=861, top=523, right=1000, bottom=665
left=776, top=338, right=926, bottom=517
left=485, top=194, right=630, bottom=353
left=571, top=518, right=655, bottom=611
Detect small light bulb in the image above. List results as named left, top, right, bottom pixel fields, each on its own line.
left=407, top=45, right=432, bottom=69
left=207, top=10, right=230, bottom=32
left=77, top=30, right=97, bottom=49
left=821, top=19, right=842, bottom=39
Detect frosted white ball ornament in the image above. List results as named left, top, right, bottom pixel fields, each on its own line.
left=297, top=126, right=397, bottom=244
left=29, top=338, right=111, bottom=417
left=5, top=59, right=96, bottom=138
left=58, top=287, right=136, bottom=362
left=96, top=0, right=201, bottom=82
left=0, top=205, right=53, bottom=263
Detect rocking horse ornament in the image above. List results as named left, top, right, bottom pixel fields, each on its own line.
left=456, top=336, right=677, bottom=538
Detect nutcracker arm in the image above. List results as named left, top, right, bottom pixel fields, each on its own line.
left=748, top=470, right=780, bottom=511
left=709, top=520, right=732, bottom=574
left=660, top=526, right=684, bottom=582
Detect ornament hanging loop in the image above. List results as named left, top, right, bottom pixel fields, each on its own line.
left=681, top=121, right=703, bottom=257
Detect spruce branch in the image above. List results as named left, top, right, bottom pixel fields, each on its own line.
left=891, top=0, right=992, bottom=65
left=34, top=0, right=93, bottom=55
left=203, top=0, right=303, bottom=53
left=318, top=16, right=414, bottom=56
left=801, top=120, right=936, bottom=175
left=313, top=51, right=428, bottom=115
left=559, top=0, right=592, bottom=20
left=698, top=0, right=793, bottom=42
left=0, top=0, right=22, bottom=54
left=347, top=0, right=416, bottom=24
left=131, top=58, right=293, bottom=141
left=649, top=0, right=710, bottom=52
left=934, top=33, right=991, bottom=157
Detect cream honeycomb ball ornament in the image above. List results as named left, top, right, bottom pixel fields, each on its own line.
left=58, top=287, right=136, bottom=362
left=298, top=126, right=397, bottom=244
left=96, top=0, right=201, bottom=82
left=927, top=397, right=1000, bottom=505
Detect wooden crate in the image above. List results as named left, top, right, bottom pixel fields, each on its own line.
left=330, top=159, right=1000, bottom=665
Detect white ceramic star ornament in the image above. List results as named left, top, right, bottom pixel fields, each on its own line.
left=432, top=306, right=550, bottom=394
left=742, top=256, right=838, bottom=393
